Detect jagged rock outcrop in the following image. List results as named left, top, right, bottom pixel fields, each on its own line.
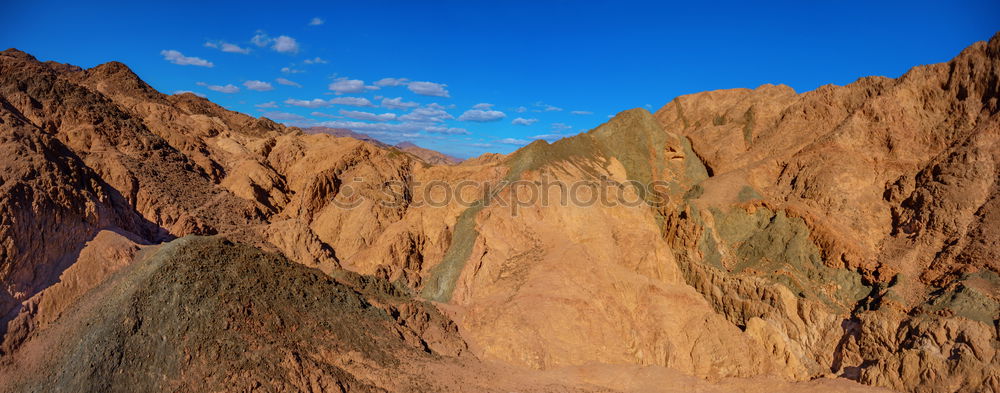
left=652, top=33, right=1000, bottom=392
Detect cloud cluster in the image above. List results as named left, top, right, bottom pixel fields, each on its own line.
left=425, top=126, right=470, bottom=135
left=538, top=103, right=562, bottom=112
left=328, top=77, right=378, bottom=94
left=496, top=138, right=530, bottom=145
left=294, top=101, right=467, bottom=139
left=407, top=81, right=450, bottom=97
left=314, top=120, right=429, bottom=134
left=161, top=50, right=213, bottom=67
left=276, top=77, right=301, bottom=87
left=381, top=97, right=419, bottom=110
left=400, top=106, right=454, bottom=123
left=284, top=98, right=328, bottom=108
left=272, top=36, right=299, bottom=54
left=196, top=82, right=238, bottom=93
left=376, top=78, right=451, bottom=98
left=303, top=57, right=328, bottom=64
left=329, top=96, right=375, bottom=106
left=511, top=117, right=538, bottom=126
left=375, top=77, right=409, bottom=87
left=340, top=110, right=397, bottom=122
left=243, top=80, right=273, bottom=91
left=164, top=32, right=600, bottom=155
left=204, top=41, right=251, bottom=54
left=284, top=97, right=375, bottom=108
left=262, top=111, right=308, bottom=121
left=311, top=111, right=340, bottom=118
left=251, top=31, right=300, bottom=54
left=328, top=78, right=365, bottom=94
left=458, top=109, right=505, bottom=122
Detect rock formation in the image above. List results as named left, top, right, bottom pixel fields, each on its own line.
left=0, top=32, right=997, bottom=392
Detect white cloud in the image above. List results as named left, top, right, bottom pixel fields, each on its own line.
left=551, top=122, right=572, bottom=130
left=531, top=102, right=562, bottom=112
left=276, top=77, right=301, bottom=87
left=531, top=133, right=566, bottom=140
left=272, top=35, right=300, bottom=54
left=160, top=50, right=213, bottom=67
left=375, top=77, right=409, bottom=87
left=425, top=126, right=470, bottom=135
left=286, top=97, right=375, bottom=108
left=515, top=106, right=527, bottom=113
left=196, top=82, right=239, bottom=93
left=251, top=31, right=300, bottom=54
left=251, top=31, right=270, bottom=47
left=472, top=103, right=494, bottom=110
left=458, top=109, right=506, bottom=122
left=173, top=90, right=206, bottom=97
left=315, top=120, right=430, bottom=134
left=496, top=138, right=530, bottom=145
left=381, top=97, right=420, bottom=110
left=209, top=84, right=240, bottom=93
left=309, top=17, right=325, bottom=26
left=221, top=43, right=250, bottom=54
left=205, top=41, right=251, bottom=54
left=303, top=57, right=328, bottom=64
left=570, top=110, right=593, bottom=115
left=285, top=98, right=330, bottom=108
left=399, top=107, right=453, bottom=123
left=407, top=81, right=450, bottom=97
left=243, top=80, right=273, bottom=91
left=328, top=78, right=368, bottom=94
left=281, top=66, right=304, bottom=74
left=512, top=117, right=538, bottom=126
left=262, top=111, right=308, bottom=121
left=255, top=101, right=279, bottom=108
left=328, top=97, right=374, bottom=107
left=311, top=111, right=340, bottom=118
left=339, top=110, right=397, bottom=122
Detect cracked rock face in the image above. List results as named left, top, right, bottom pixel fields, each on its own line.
left=0, top=33, right=998, bottom=393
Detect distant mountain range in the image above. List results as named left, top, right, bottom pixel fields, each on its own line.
left=304, top=126, right=462, bottom=165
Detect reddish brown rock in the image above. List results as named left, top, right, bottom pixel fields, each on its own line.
left=0, top=32, right=998, bottom=393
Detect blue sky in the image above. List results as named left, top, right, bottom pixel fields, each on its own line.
left=3, top=1, right=998, bottom=158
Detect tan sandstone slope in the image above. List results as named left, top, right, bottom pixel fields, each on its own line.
left=0, top=32, right=998, bottom=393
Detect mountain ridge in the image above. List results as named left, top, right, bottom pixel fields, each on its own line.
left=0, top=32, right=997, bottom=392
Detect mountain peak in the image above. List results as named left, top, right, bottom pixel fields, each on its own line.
left=0, top=48, right=38, bottom=62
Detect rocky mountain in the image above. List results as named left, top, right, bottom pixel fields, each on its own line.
left=0, top=32, right=997, bottom=393
left=304, top=126, right=389, bottom=148
left=394, top=141, right=463, bottom=165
